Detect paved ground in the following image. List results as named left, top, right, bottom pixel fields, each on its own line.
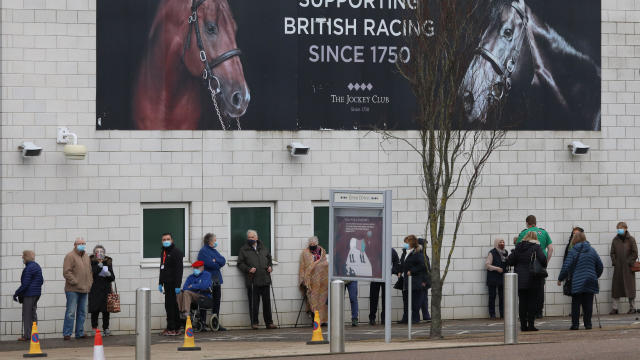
left=3, top=314, right=640, bottom=359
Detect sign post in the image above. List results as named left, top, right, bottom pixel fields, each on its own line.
left=328, top=190, right=392, bottom=343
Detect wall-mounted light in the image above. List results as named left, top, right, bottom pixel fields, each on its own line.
left=18, top=142, right=42, bottom=157
left=57, top=127, right=87, bottom=160
left=568, top=141, right=589, bottom=156
left=287, top=142, right=310, bottom=156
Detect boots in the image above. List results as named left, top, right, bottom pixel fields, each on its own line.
left=527, top=319, right=539, bottom=331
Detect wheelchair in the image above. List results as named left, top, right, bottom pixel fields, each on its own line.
left=188, top=286, right=221, bottom=332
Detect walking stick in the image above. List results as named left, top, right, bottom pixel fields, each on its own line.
left=594, top=293, right=602, bottom=328
left=249, top=274, right=255, bottom=328
left=294, top=293, right=307, bottom=328
left=269, top=272, right=281, bottom=328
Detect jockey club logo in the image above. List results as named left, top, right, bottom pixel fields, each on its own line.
left=330, top=82, right=390, bottom=110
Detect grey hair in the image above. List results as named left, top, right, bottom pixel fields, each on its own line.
left=247, top=229, right=258, bottom=237
left=308, top=236, right=319, bottom=245
left=203, top=233, right=216, bottom=246
left=93, top=244, right=105, bottom=253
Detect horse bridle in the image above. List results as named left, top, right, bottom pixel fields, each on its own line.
left=183, top=0, right=242, bottom=130
left=476, top=0, right=528, bottom=101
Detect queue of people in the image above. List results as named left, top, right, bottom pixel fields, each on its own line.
left=11, top=217, right=639, bottom=340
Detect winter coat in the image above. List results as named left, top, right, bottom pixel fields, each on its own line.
left=390, top=248, right=401, bottom=275
left=558, top=241, right=603, bottom=295
left=237, top=241, right=273, bottom=287
left=63, top=249, right=93, bottom=293
left=89, top=256, right=115, bottom=313
left=486, top=248, right=509, bottom=287
left=15, top=261, right=43, bottom=298
left=506, top=241, right=547, bottom=290
left=402, top=246, right=428, bottom=291
left=158, top=244, right=184, bottom=289
left=610, top=232, right=637, bottom=298
left=197, top=245, right=226, bottom=285
left=182, top=271, right=213, bottom=298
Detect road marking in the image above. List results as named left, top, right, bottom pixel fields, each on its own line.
left=456, top=331, right=469, bottom=335
left=488, top=323, right=502, bottom=326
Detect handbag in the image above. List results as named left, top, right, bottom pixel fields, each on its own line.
left=630, top=260, right=640, bottom=273
left=529, top=250, right=548, bottom=279
left=563, top=251, right=582, bottom=296
left=107, top=281, right=121, bottom=313
left=393, top=275, right=404, bottom=290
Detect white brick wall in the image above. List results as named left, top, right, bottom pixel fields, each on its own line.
left=1, top=0, right=639, bottom=339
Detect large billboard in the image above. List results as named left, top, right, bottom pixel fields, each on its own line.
left=97, top=0, right=601, bottom=131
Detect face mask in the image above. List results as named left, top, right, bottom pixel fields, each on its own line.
left=77, top=245, right=86, bottom=252
left=193, top=269, right=201, bottom=276
left=95, top=252, right=105, bottom=259
left=402, top=243, right=409, bottom=250
left=617, top=229, right=625, bottom=235
left=248, top=239, right=257, bottom=246
left=162, top=241, right=172, bottom=248
left=213, top=242, right=218, bottom=248
left=309, top=245, right=318, bottom=251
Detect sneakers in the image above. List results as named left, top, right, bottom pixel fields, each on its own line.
left=351, top=318, right=358, bottom=327
left=103, top=329, right=111, bottom=336
left=161, top=329, right=172, bottom=336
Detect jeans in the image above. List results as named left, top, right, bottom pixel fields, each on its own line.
left=63, top=292, right=88, bottom=337
left=572, top=293, right=594, bottom=328
left=420, top=287, right=431, bottom=320
left=488, top=285, right=504, bottom=318
left=346, top=281, right=358, bottom=319
left=22, top=296, right=39, bottom=339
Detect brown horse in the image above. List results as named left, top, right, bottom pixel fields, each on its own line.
left=133, top=0, right=249, bottom=130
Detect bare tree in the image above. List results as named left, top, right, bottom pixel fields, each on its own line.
left=381, top=0, right=510, bottom=338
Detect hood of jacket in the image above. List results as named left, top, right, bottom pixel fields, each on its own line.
left=572, top=241, right=591, bottom=253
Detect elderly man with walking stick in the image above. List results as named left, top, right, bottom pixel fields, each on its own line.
left=237, top=229, right=278, bottom=329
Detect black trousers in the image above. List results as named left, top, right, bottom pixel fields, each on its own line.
left=537, top=279, right=545, bottom=316
left=420, top=287, right=430, bottom=320
left=22, top=296, right=39, bottom=339
left=248, top=285, right=273, bottom=325
left=164, top=288, right=180, bottom=331
left=369, top=282, right=385, bottom=322
left=518, top=288, right=538, bottom=328
left=488, top=285, right=504, bottom=318
left=401, top=290, right=423, bottom=323
left=212, top=285, right=221, bottom=315
left=90, top=311, right=110, bottom=330
left=571, top=293, right=594, bottom=328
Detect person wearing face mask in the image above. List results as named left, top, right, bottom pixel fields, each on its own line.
left=177, top=261, right=213, bottom=319
left=397, top=241, right=411, bottom=324
left=485, top=238, right=509, bottom=319
left=14, top=250, right=43, bottom=342
left=197, top=233, right=227, bottom=330
left=400, top=235, right=428, bottom=324
left=62, top=237, right=93, bottom=340
left=298, top=236, right=329, bottom=324
left=237, top=229, right=277, bottom=329
left=610, top=222, right=638, bottom=314
left=158, top=233, right=184, bottom=336
left=89, top=245, right=115, bottom=336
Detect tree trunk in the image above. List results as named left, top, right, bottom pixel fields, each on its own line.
left=430, top=269, right=443, bottom=338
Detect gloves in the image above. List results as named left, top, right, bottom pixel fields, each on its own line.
left=99, top=266, right=110, bottom=277
left=174, top=288, right=181, bottom=294
left=13, top=294, right=18, bottom=302
left=158, top=285, right=163, bottom=293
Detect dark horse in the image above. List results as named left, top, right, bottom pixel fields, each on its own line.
left=133, top=0, right=250, bottom=130
left=460, top=0, right=600, bottom=130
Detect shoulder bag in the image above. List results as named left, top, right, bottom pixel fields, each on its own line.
left=107, top=281, right=121, bottom=313
left=630, top=259, right=640, bottom=272
left=529, top=250, right=548, bottom=279
left=563, top=251, right=581, bottom=296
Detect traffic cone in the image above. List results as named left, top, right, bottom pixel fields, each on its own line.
left=93, top=329, right=105, bottom=360
left=23, top=322, right=47, bottom=358
left=306, top=310, right=328, bottom=345
left=178, top=316, right=201, bottom=351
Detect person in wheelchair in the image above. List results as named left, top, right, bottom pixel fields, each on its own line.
left=177, top=261, right=212, bottom=326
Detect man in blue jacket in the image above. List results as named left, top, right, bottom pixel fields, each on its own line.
left=197, top=233, right=226, bottom=330
left=177, top=261, right=213, bottom=320
left=14, top=250, right=44, bottom=341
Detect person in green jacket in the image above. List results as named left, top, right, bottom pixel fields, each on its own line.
left=237, top=229, right=277, bottom=330
left=516, top=215, right=554, bottom=318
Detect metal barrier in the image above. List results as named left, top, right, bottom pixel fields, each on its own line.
left=504, top=273, right=518, bottom=344
left=136, top=288, right=151, bottom=360
left=329, top=280, right=345, bottom=353
left=407, top=275, right=412, bottom=340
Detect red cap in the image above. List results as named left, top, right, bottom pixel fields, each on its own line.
left=191, top=260, right=204, bottom=268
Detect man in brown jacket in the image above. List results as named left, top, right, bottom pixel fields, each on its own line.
left=62, top=237, right=93, bottom=340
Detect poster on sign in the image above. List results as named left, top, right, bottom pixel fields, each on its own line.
left=333, top=216, right=383, bottom=279
left=97, top=0, right=600, bottom=130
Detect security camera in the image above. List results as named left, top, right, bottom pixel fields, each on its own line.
left=568, top=141, right=590, bottom=155
left=287, top=142, right=310, bottom=156
left=18, top=142, right=42, bottom=157
left=57, top=127, right=87, bottom=160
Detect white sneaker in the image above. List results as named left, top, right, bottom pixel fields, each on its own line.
left=103, top=329, right=111, bottom=336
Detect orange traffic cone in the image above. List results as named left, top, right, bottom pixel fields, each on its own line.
left=93, top=329, right=105, bottom=360
left=23, top=322, right=47, bottom=358
left=306, top=310, right=328, bottom=345
left=178, top=316, right=201, bottom=351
